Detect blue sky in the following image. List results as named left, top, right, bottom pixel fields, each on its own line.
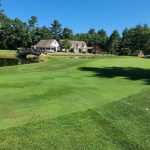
left=2, top=0, right=150, bottom=35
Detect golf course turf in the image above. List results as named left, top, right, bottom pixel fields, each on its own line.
left=0, top=56, right=149, bottom=149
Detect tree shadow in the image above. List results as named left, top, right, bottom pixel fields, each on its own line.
left=142, top=57, right=150, bottom=59
left=79, top=67, right=150, bottom=85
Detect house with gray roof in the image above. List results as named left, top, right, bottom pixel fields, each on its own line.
left=32, top=39, right=60, bottom=53
left=69, top=41, right=88, bottom=53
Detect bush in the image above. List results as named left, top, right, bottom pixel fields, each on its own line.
left=81, top=49, right=87, bottom=54
left=119, top=48, right=132, bottom=56
left=70, top=49, right=74, bottom=53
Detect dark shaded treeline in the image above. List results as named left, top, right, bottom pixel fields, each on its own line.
left=0, top=3, right=150, bottom=54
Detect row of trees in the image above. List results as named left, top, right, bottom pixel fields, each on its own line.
left=0, top=13, right=74, bottom=49
left=0, top=1, right=150, bottom=54
left=74, top=25, right=150, bottom=55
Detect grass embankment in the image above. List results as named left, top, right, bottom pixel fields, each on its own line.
left=0, top=90, right=149, bottom=150
left=0, top=57, right=150, bottom=149
left=0, top=50, right=17, bottom=58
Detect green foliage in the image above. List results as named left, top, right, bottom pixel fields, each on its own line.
left=60, top=39, right=71, bottom=51
left=144, top=39, right=150, bottom=54
left=120, top=48, right=132, bottom=56
left=74, top=32, right=108, bottom=49
left=0, top=16, right=30, bottom=49
left=0, top=15, right=52, bottom=49
left=97, top=29, right=109, bottom=49
left=30, top=26, right=51, bottom=46
left=81, top=49, right=87, bottom=54
left=62, top=27, right=73, bottom=39
left=0, top=0, right=4, bottom=14
left=121, top=24, right=150, bottom=54
left=49, top=20, right=62, bottom=40
left=28, top=16, right=37, bottom=29
left=105, top=30, right=120, bottom=54
left=0, top=9, right=150, bottom=55
left=88, top=28, right=96, bottom=34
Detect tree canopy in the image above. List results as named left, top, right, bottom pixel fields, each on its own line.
left=49, top=20, right=62, bottom=40
left=60, top=39, right=71, bottom=50
left=0, top=2, right=150, bottom=55
left=0, top=0, right=4, bottom=14
left=105, top=30, right=120, bottom=54
left=62, top=28, right=73, bottom=39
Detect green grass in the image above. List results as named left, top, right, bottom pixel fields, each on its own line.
left=0, top=50, right=16, bottom=53
left=0, top=50, right=17, bottom=58
left=0, top=56, right=150, bottom=149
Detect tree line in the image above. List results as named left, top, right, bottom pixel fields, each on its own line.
left=0, top=2, right=150, bottom=55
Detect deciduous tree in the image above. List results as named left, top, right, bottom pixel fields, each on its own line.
left=60, top=39, right=71, bottom=51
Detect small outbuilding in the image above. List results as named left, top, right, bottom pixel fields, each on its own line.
left=92, top=44, right=103, bottom=54
left=138, top=51, right=145, bottom=57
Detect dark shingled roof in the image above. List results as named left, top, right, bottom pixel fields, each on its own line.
left=34, top=39, right=55, bottom=48
left=69, top=41, right=87, bottom=49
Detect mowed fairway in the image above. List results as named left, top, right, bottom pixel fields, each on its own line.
left=0, top=56, right=150, bottom=149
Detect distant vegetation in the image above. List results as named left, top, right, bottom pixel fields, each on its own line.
left=0, top=1, right=150, bottom=55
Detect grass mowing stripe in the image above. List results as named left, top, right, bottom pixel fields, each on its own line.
left=0, top=56, right=150, bottom=149
left=0, top=90, right=149, bottom=150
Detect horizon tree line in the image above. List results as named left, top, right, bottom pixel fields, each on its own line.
left=0, top=1, right=150, bottom=55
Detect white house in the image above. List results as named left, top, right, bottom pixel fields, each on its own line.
left=32, top=39, right=60, bottom=53
left=69, top=41, right=88, bottom=53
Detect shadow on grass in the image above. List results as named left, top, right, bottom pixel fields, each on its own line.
left=79, top=67, right=150, bottom=85
left=142, top=57, right=150, bottom=59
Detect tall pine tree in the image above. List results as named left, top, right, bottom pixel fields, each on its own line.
left=105, top=30, right=120, bottom=54
left=50, top=20, right=62, bottom=40
left=0, top=0, right=4, bottom=14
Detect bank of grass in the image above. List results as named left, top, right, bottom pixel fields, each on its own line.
left=0, top=90, right=149, bottom=150
left=0, top=50, right=17, bottom=58
left=44, top=52, right=95, bottom=57
left=0, top=56, right=150, bottom=149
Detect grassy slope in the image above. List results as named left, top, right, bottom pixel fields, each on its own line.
left=0, top=50, right=17, bottom=58
left=0, top=50, right=16, bottom=53
left=0, top=90, right=149, bottom=150
left=0, top=56, right=150, bottom=149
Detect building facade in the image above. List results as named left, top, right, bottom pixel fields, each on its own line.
left=32, top=39, right=60, bottom=53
